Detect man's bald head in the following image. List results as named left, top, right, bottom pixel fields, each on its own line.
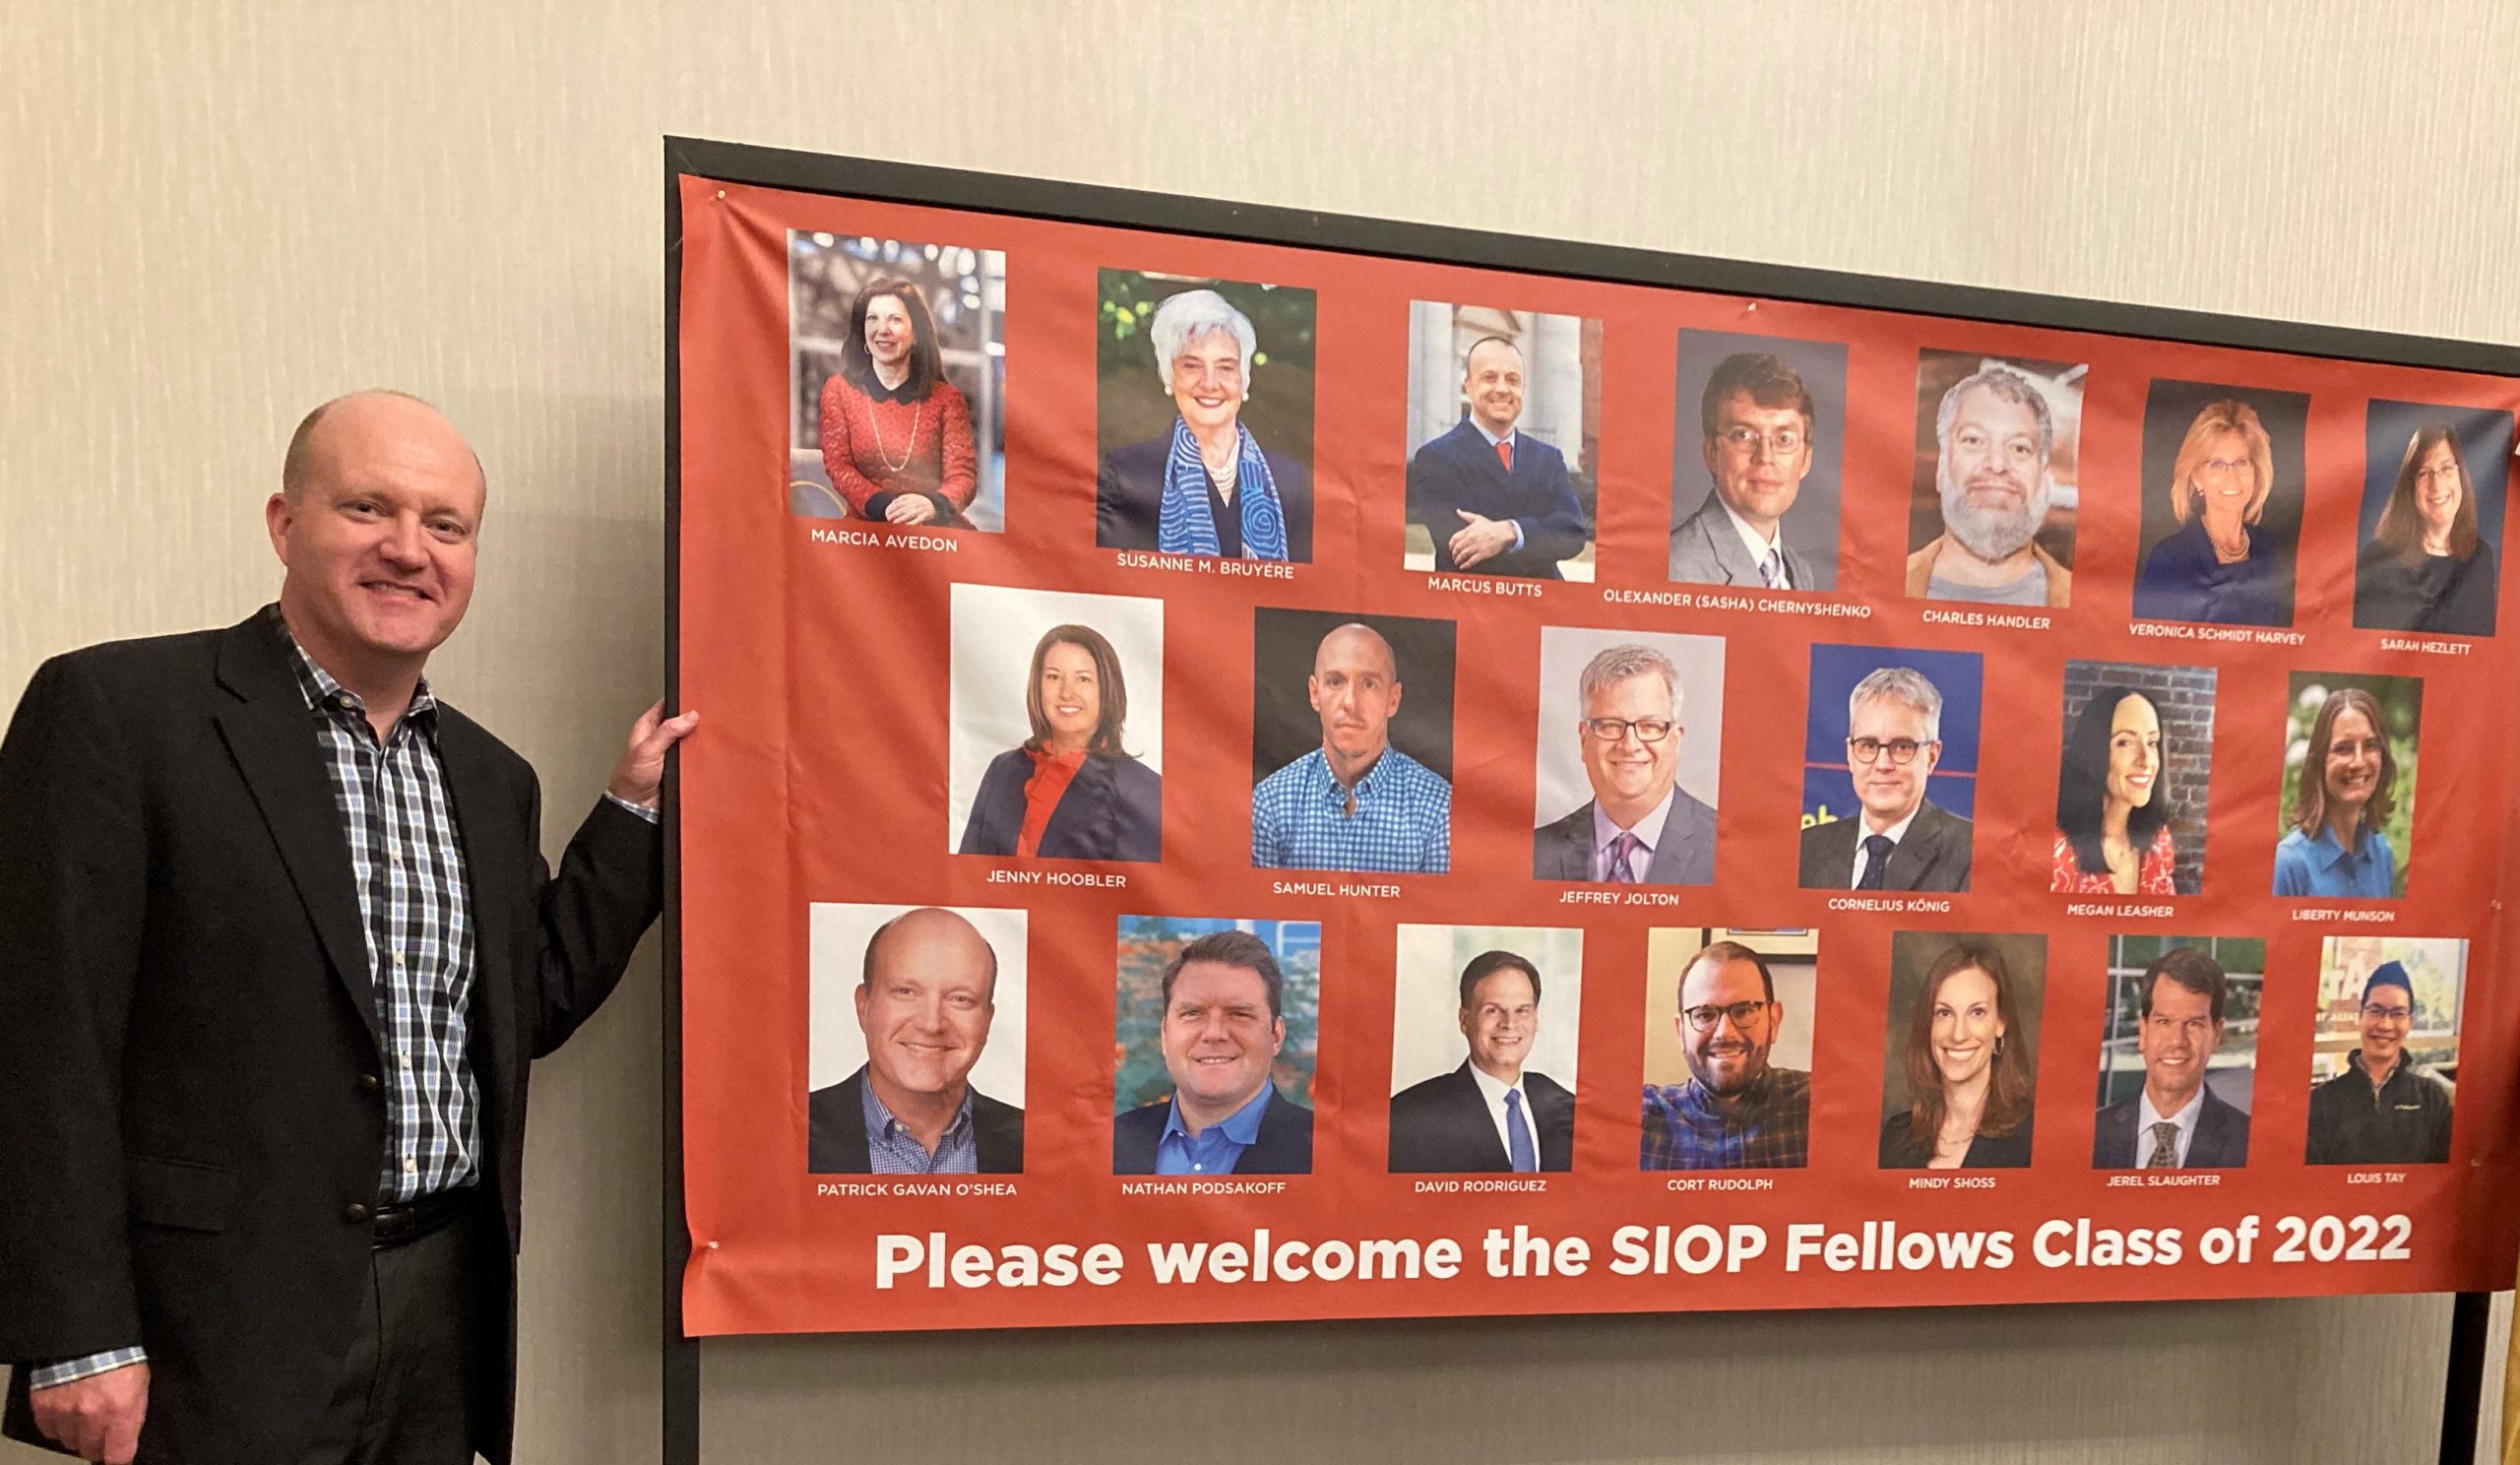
left=861, top=907, right=999, bottom=1002
left=1312, top=622, right=1398, bottom=682
left=282, top=390, right=485, bottom=508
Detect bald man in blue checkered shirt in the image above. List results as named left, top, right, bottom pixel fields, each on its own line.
left=1252, top=623, right=1451, bottom=875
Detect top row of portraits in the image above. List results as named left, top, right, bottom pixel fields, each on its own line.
left=786, top=234, right=2513, bottom=638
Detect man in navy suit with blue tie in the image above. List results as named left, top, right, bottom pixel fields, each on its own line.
left=1406, top=337, right=1589, bottom=579
left=1387, top=950, right=1575, bottom=1173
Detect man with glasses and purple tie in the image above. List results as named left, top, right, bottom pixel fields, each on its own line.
left=1388, top=950, right=1575, bottom=1174
left=1669, top=352, right=1820, bottom=590
left=1796, top=666, right=1974, bottom=892
left=1532, top=644, right=1716, bottom=884
left=2303, top=961, right=2454, bottom=1165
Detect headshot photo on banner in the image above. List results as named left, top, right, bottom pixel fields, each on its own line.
left=2092, top=934, right=2259, bottom=1171
left=1386, top=924, right=1584, bottom=1174
left=1878, top=931, right=2048, bottom=1171
left=1640, top=926, right=1818, bottom=1172
left=1402, top=300, right=1599, bottom=580
left=1906, top=350, right=2087, bottom=606
left=1096, top=270, right=1317, bottom=562
left=804, top=903, right=1031, bottom=1176
left=1112, top=916, right=1322, bottom=1176
left=1250, top=607, right=1457, bottom=875
left=2351, top=400, right=2515, bottom=637
left=2128, top=380, right=2309, bottom=628
left=1797, top=643, right=1982, bottom=893
left=2303, top=934, right=2466, bottom=1166
left=2049, top=660, right=2216, bottom=898
left=1669, top=329, right=1848, bottom=593
left=1531, top=627, right=1725, bottom=886
left=947, top=582, right=1166, bottom=862
left=788, top=231, right=1006, bottom=530
left=2277, top=670, right=2422, bottom=899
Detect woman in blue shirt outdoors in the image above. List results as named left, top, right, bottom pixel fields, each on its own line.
left=2130, top=399, right=2292, bottom=626
left=2273, top=686, right=2401, bottom=897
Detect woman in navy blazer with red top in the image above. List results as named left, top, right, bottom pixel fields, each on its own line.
left=958, top=624, right=1162, bottom=863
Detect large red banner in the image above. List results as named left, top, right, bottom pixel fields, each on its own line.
left=674, top=165, right=2520, bottom=1336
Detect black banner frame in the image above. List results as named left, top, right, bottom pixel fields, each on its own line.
left=660, top=133, right=2513, bottom=1465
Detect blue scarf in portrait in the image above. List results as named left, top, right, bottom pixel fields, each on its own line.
left=1157, top=416, right=1289, bottom=560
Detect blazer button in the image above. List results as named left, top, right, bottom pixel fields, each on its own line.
left=343, top=1201, right=372, bottom=1224
left=358, top=1073, right=382, bottom=1094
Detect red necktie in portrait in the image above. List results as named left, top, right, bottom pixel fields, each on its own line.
left=1494, top=438, right=1513, bottom=473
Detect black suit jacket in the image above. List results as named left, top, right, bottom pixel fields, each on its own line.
left=1111, top=1088, right=1314, bottom=1175
left=1406, top=419, right=1587, bottom=578
left=2090, top=1087, right=2251, bottom=1169
left=1532, top=793, right=1717, bottom=884
left=1095, top=435, right=1315, bottom=563
left=0, top=613, right=662, bottom=1465
left=1386, top=1063, right=1574, bottom=1173
left=806, top=1068, right=1025, bottom=1174
left=957, top=748, right=1162, bottom=863
left=1796, top=801, right=1974, bottom=892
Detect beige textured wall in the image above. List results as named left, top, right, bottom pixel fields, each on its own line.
left=7, top=1, right=2515, bottom=1460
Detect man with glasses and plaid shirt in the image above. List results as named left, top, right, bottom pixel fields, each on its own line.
left=1641, top=941, right=1810, bottom=1170
left=1796, top=666, right=1973, bottom=893
left=2303, top=961, right=2454, bottom=1166
left=1534, top=644, right=1715, bottom=885
left=0, top=391, right=696, bottom=1465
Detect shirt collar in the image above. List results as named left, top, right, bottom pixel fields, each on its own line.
left=1467, top=416, right=1517, bottom=451
left=858, top=1064, right=974, bottom=1145
left=1680, top=1066, right=1777, bottom=1121
left=1863, top=803, right=1923, bottom=843
left=264, top=604, right=438, bottom=731
left=1312, top=744, right=1394, bottom=798
left=1716, top=496, right=1784, bottom=567
left=2303, top=822, right=2374, bottom=866
left=1592, top=788, right=1676, bottom=854
left=1466, top=1061, right=1524, bottom=1109
left=2137, top=1084, right=2206, bottom=1135
left=863, top=372, right=921, bottom=406
left=1165, top=1084, right=1273, bottom=1144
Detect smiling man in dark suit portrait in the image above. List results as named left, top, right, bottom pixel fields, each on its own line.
left=2093, top=947, right=2251, bottom=1170
left=0, top=391, right=694, bottom=1465
left=1534, top=644, right=1716, bottom=884
left=1389, top=950, right=1575, bottom=1173
left=807, top=908, right=1025, bottom=1176
left=1406, top=336, right=1589, bottom=579
left=1796, top=666, right=1973, bottom=893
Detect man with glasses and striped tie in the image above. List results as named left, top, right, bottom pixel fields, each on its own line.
left=1796, top=666, right=1974, bottom=893
left=1533, top=644, right=1716, bottom=885
left=1669, top=352, right=1819, bottom=591
left=1388, top=950, right=1575, bottom=1174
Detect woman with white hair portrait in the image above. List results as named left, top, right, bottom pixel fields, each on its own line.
left=1096, top=286, right=1313, bottom=561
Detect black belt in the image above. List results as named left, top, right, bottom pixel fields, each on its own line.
left=372, top=1186, right=474, bottom=1248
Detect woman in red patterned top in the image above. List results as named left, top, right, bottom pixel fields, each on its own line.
left=2050, top=685, right=2180, bottom=895
left=817, top=276, right=979, bottom=527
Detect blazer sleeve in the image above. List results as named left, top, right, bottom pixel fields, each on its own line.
left=1515, top=447, right=1588, bottom=563
left=524, top=784, right=666, bottom=1059
left=0, top=657, right=151, bottom=1361
left=959, top=753, right=1021, bottom=857
left=1115, top=758, right=1164, bottom=863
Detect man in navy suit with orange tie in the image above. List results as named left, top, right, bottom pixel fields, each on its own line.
left=1406, top=337, right=1589, bottom=579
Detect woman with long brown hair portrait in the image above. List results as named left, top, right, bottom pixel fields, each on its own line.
left=1878, top=940, right=2037, bottom=1169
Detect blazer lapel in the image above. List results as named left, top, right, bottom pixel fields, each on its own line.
left=1696, top=493, right=1761, bottom=586
left=1452, top=1065, right=1511, bottom=1169
left=212, top=618, right=382, bottom=1057
left=432, top=709, right=520, bottom=1101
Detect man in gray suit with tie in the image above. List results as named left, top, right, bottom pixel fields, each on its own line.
left=1796, top=666, right=1973, bottom=892
left=1534, top=644, right=1716, bottom=884
left=1669, top=352, right=1820, bottom=590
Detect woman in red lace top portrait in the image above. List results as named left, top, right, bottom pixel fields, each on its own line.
left=957, top=624, right=1163, bottom=863
left=2050, top=685, right=2179, bottom=895
left=817, top=276, right=980, bottom=528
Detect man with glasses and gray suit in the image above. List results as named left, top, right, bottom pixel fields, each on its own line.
left=1796, top=666, right=1973, bottom=892
left=1533, top=645, right=1715, bottom=885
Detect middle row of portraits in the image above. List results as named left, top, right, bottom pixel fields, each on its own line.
left=943, top=585, right=2426, bottom=900
left=802, top=909, right=2467, bottom=1178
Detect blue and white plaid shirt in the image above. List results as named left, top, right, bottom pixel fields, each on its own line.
left=32, top=608, right=658, bottom=1390
left=1250, top=745, right=1451, bottom=874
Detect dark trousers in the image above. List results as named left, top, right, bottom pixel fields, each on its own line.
left=293, top=1195, right=494, bottom=1465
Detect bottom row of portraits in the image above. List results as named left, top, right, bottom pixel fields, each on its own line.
left=802, top=905, right=2464, bottom=1178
